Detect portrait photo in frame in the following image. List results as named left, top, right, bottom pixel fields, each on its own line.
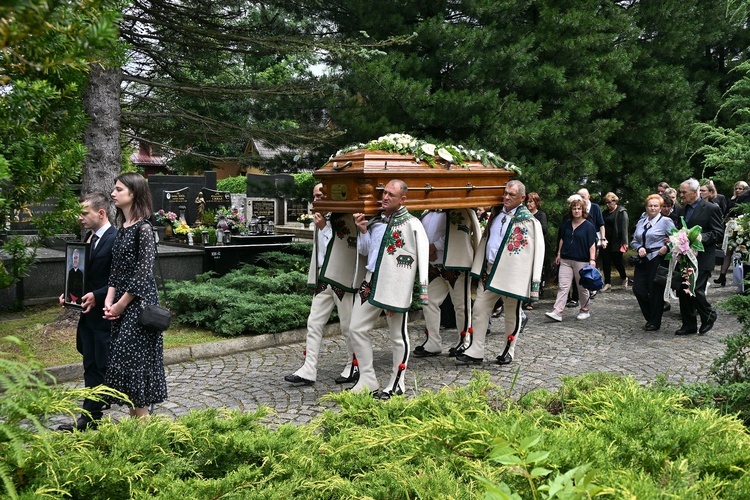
left=64, top=242, right=89, bottom=309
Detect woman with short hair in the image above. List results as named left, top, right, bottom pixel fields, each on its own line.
left=545, top=195, right=597, bottom=322
left=601, top=192, right=629, bottom=291
left=631, top=194, right=675, bottom=331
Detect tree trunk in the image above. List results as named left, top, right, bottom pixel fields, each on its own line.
left=83, top=64, right=121, bottom=196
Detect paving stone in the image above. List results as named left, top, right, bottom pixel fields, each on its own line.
left=47, top=284, right=740, bottom=429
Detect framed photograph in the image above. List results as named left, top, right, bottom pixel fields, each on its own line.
left=64, top=242, right=89, bottom=309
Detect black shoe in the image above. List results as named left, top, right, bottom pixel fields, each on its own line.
left=448, top=345, right=467, bottom=357
left=714, top=274, right=726, bottom=287
left=496, top=353, right=513, bottom=365
left=284, top=374, right=314, bottom=386
left=414, top=345, right=426, bottom=353
left=566, top=300, right=579, bottom=308
left=377, top=388, right=404, bottom=400
left=413, top=348, right=440, bottom=357
left=58, top=416, right=97, bottom=432
left=455, top=354, right=483, bottom=365
left=699, top=312, right=717, bottom=334
left=644, top=323, right=660, bottom=332
left=675, top=326, right=698, bottom=336
left=334, top=371, right=359, bottom=384
left=663, top=302, right=671, bottom=312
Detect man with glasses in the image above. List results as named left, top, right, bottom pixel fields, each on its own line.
left=456, top=180, right=545, bottom=366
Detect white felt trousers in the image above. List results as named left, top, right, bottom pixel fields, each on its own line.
left=420, top=269, right=471, bottom=353
left=293, top=284, right=355, bottom=382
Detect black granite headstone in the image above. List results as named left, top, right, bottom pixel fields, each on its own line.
left=251, top=200, right=276, bottom=220
left=202, top=188, right=232, bottom=210
left=163, top=188, right=189, bottom=220
left=285, top=199, right=308, bottom=224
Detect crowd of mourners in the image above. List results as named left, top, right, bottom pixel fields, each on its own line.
left=283, top=175, right=748, bottom=399
left=59, top=173, right=749, bottom=432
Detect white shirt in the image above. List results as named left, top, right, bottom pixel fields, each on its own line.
left=92, top=222, right=112, bottom=250
left=421, top=211, right=446, bottom=264
left=315, top=222, right=333, bottom=269
left=486, top=207, right=518, bottom=264
left=358, top=214, right=389, bottom=273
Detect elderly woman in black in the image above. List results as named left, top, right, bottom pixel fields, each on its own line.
left=601, top=192, right=629, bottom=291
left=631, top=194, right=675, bottom=331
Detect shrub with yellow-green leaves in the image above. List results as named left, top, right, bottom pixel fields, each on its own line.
left=7, top=370, right=750, bottom=498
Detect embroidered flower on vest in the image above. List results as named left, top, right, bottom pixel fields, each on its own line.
left=385, top=229, right=405, bottom=254
left=507, top=226, right=529, bottom=254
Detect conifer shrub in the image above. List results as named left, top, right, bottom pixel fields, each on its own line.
left=167, top=249, right=315, bottom=336
left=7, top=362, right=750, bottom=498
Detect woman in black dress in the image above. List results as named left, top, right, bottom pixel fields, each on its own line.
left=104, top=172, right=167, bottom=419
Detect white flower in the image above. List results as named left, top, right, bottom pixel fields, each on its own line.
left=421, top=143, right=436, bottom=156
left=437, top=147, right=453, bottom=163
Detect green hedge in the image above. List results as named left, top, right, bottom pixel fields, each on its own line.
left=9, top=372, right=750, bottom=498
left=168, top=250, right=313, bottom=336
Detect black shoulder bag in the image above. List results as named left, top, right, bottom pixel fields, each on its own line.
left=137, top=221, right=172, bottom=332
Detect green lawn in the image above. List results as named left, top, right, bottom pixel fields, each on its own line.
left=0, top=303, right=219, bottom=367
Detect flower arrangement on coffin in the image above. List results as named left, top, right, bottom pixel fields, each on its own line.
left=664, top=217, right=704, bottom=298
left=723, top=212, right=749, bottom=264
left=334, top=133, right=519, bottom=172
left=154, top=210, right=178, bottom=226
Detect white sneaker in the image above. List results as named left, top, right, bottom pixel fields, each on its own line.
left=545, top=311, right=563, bottom=322
left=576, top=311, right=591, bottom=320
left=601, top=284, right=611, bottom=292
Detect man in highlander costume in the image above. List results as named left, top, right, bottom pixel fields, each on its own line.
left=456, top=180, right=545, bottom=366
left=284, top=183, right=359, bottom=386
left=413, top=208, right=481, bottom=358
left=348, top=179, right=429, bottom=399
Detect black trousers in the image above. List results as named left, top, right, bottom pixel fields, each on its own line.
left=677, top=269, right=714, bottom=330
left=632, top=256, right=666, bottom=327
left=77, top=319, right=111, bottom=419
left=602, top=250, right=627, bottom=284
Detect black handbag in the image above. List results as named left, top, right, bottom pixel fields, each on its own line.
left=139, top=304, right=172, bottom=331
left=654, top=265, right=668, bottom=286
left=136, top=221, right=172, bottom=332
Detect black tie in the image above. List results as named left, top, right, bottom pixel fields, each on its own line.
left=91, top=233, right=99, bottom=249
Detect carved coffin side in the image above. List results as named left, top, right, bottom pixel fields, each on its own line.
left=313, top=150, right=515, bottom=215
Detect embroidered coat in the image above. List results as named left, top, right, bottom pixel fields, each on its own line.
left=470, top=205, right=545, bottom=301
left=439, top=208, right=482, bottom=270
left=355, top=206, right=430, bottom=312
left=307, top=213, right=360, bottom=292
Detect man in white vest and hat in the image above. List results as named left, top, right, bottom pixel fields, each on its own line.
left=456, top=180, right=545, bottom=366
left=284, top=183, right=359, bottom=386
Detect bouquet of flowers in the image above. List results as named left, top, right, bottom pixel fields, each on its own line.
left=297, top=213, right=314, bottom=224
left=154, top=210, right=178, bottom=226
left=664, top=217, right=704, bottom=297
left=173, top=220, right=193, bottom=237
left=214, top=207, right=247, bottom=234
left=724, top=213, right=749, bottom=263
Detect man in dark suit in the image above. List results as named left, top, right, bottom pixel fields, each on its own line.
left=675, top=178, right=724, bottom=336
left=58, top=192, right=116, bottom=431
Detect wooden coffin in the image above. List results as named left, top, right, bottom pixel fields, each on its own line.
left=313, top=149, right=516, bottom=215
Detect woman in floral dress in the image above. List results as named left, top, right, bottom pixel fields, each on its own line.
left=104, top=172, right=167, bottom=419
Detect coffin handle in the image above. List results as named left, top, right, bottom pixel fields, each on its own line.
left=333, top=160, right=353, bottom=171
